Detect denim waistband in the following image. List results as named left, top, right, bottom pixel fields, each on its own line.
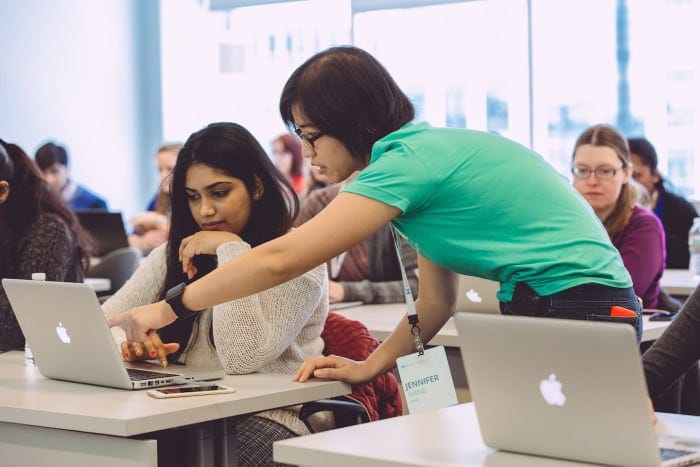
left=546, top=283, right=638, bottom=302
left=502, top=282, right=641, bottom=318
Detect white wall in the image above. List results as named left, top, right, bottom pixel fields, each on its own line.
left=0, top=0, right=162, bottom=220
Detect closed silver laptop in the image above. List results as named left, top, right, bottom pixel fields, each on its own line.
left=456, top=275, right=501, bottom=314
left=2, top=278, right=223, bottom=390
left=454, top=313, right=700, bottom=466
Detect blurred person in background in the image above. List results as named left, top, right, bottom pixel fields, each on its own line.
left=304, top=161, right=330, bottom=197
left=295, top=172, right=418, bottom=304
left=128, top=143, right=181, bottom=254
left=628, top=136, right=698, bottom=270
left=272, top=133, right=305, bottom=195
left=34, top=141, right=108, bottom=211
left=0, top=139, right=92, bottom=350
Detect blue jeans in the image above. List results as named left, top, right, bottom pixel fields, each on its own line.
left=499, top=283, right=642, bottom=342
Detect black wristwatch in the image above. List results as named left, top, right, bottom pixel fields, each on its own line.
left=164, top=282, right=195, bottom=320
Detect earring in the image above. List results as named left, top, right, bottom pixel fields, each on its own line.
left=253, top=191, right=262, bottom=201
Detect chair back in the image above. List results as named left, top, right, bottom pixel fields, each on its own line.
left=320, top=312, right=402, bottom=421
left=85, top=247, right=141, bottom=295
left=298, top=312, right=403, bottom=433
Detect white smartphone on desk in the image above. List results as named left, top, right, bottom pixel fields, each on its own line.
left=147, top=384, right=235, bottom=399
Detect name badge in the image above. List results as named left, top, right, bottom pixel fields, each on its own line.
left=396, top=345, right=458, bottom=414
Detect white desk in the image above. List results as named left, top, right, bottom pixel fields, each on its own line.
left=0, top=351, right=349, bottom=467
left=84, top=277, right=112, bottom=292
left=274, top=403, right=700, bottom=466
left=337, top=303, right=670, bottom=346
left=661, top=268, right=698, bottom=296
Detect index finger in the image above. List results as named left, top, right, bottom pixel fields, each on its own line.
left=148, top=331, right=168, bottom=367
left=106, top=314, right=123, bottom=328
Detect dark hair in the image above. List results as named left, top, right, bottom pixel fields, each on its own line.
left=157, top=123, right=299, bottom=359
left=572, top=124, right=637, bottom=238
left=34, top=142, right=69, bottom=170
left=0, top=139, right=92, bottom=269
left=273, top=133, right=304, bottom=178
left=0, top=142, right=13, bottom=181
left=279, top=46, right=415, bottom=162
left=628, top=137, right=664, bottom=190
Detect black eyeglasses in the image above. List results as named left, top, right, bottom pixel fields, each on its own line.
left=571, top=165, right=623, bottom=181
left=293, top=126, right=324, bottom=148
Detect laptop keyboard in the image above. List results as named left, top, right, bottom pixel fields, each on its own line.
left=127, top=368, right=179, bottom=381
left=660, top=447, right=696, bottom=461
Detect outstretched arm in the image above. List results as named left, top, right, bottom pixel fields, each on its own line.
left=109, top=193, right=400, bottom=342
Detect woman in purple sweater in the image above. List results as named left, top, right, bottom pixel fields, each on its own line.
left=571, top=124, right=665, bottom=309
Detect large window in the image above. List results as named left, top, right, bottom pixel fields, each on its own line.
left=532, top=0, right=700, bottom=195
left=160, top=0, right=700, bottom=198
left=160, top=0, right=350, bottom=148
left=353, top=0, right=530, bottom=146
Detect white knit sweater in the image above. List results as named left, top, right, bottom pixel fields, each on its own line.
left=103, top=241, right=329, bottom=435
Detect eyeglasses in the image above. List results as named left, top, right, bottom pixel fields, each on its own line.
left=293, top=126, right=324, bottom=148
left=571, top=165, right=623, bottom=181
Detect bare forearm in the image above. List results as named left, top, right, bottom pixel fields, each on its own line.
left=180, top=193, right=400, bottom=313
left=181, top=235, right=315, bottom=311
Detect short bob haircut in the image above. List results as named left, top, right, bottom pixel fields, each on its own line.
left=280, top=46, right=415, bottom=162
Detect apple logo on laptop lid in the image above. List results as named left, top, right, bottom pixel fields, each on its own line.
left=540, top=373, right=566, bottom=406
left=466, top=289, right=483, bottom=303
left=56, top=322, right=71, bottom=344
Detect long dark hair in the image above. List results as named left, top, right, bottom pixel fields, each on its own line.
left=280, top=46, right=415, bottom=162
left=157, top=123, right=299, bottom=357
left=0, top=139, right=92, bottom=271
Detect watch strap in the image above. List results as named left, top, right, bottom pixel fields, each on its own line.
left=165, top=282, right=196, bottom=320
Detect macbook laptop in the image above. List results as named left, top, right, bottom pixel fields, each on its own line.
left=75, top=210, right=130, bottom=257
left=456, top=275, right=501, bottom=314
left=454, top=313, right=700, bottom=467
left=2, top=278, right=224, bottom=390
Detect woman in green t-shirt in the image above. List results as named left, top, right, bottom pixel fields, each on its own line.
left=110, top=46, right=641, bottom=386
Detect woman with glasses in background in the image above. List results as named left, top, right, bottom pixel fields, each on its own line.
left=111, top=46, right=643, bottom=388
left=572, top=124, right=666, bottom=310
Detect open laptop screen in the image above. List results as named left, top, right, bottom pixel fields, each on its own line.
left=75, top=210, right=129, bottom=257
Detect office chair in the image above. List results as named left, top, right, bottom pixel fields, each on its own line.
left=85, top=247, right=141, bottom=298
left=298, top=312, right=402, bottom=433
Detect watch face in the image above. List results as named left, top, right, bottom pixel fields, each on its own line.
left=166, top=282, right=186, bottom=300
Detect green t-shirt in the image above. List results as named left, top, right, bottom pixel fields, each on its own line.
left=344, top=122, right=631, bottom=301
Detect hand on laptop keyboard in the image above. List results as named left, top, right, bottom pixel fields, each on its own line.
left=119, top=331, right=179, bottom=368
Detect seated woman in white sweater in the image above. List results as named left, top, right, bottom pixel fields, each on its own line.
left=103, top=122, right=328, bottom=464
